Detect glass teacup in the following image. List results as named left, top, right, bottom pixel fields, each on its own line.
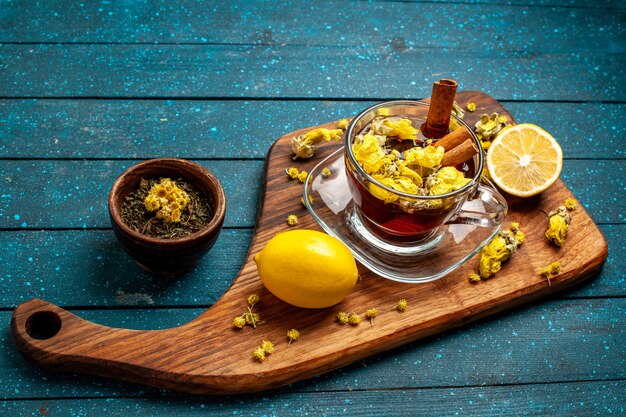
left=344, top=100, right=507, bottom=254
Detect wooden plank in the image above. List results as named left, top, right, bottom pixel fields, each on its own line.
left=2, top=299, right=624, bottom=398
left=0, top=44, right=623, bottom=101
left=0, top=99, right=376, bottom=159
left=504, top=102, right=626, bottom=160
left=1, top=99, right=624, bottom=159
left=0, top=224, right=621, bottom=309
left=375, top=0, right=626, bottom=6
left=1, top=0, right=623, bottom=44
left=3, top=380, right=625, bottom=416
left=0, top=159, right=622, bottom=230
left=0, top=229, right=251, bottom=308
left=0, top=160, right=262, bottom=229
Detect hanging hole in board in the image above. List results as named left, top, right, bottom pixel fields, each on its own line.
left=25, top=310, right=62, bottom=340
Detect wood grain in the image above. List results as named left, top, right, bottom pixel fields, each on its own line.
left=2, top=100, right=623, bottom=159
left=0, top=45, right=623, bottom=101
left=10, top=92, right=608, bottom=394
left=1, top=224, right=622, bottom=310
left=3, top=299, right=625, bottom=399
left=2, top=0, right=623, bottom=45
left=1, top=159, right=623, bottom=230
left=4, top=380, right=626, bottom=416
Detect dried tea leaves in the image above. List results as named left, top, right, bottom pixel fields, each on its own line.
left=120, top=177, right=214, bottom=239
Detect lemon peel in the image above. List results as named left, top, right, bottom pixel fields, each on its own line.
left=254, top=230, right=358, bottom=309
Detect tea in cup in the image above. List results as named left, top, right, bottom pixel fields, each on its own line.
left=344, top=100, right=507, bottom=253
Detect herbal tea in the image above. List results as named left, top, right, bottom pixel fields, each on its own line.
left=346, top=114, right=476, bottom=240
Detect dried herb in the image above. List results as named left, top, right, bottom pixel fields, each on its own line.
left=287, top=329, right=300, bottom=344
left=396, top=299, right=408, bottom=312
left=120, top=177, right=214, bottom=239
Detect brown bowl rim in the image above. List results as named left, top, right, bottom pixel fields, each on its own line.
left=108, top=158, right=226, bottom=246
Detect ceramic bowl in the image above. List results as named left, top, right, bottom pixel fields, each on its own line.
left=108, top=158, right=226, bottom=275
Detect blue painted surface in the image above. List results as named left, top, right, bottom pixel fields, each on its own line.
left=0, top=0, right=624, bottom=415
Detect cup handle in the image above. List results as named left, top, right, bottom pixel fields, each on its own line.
left=448, top=180, right=508, bottom=227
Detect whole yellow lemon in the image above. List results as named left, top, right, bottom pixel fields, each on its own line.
left=254, top=230, right=359, bottom=309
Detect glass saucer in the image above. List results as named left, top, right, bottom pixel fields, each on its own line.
left=303, top=147, right=503, bottom=284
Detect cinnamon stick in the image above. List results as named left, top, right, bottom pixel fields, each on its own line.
left=441, top=139, right=478, bottom=167
left=434, top=127, right=472, bottom=151
left=421, top=78, right=458, bottom=139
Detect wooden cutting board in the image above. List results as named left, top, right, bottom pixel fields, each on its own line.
left=11, top=92, right=608, bottom=395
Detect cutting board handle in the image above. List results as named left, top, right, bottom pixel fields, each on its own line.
left=11, top=298, right=152, bottom=369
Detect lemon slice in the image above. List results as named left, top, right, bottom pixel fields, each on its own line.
left=486, top=123, right=563, bottom=197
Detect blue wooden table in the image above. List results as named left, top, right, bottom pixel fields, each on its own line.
left=1, top=1, right=624, bottom=415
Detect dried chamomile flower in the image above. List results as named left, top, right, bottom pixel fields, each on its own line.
left=286, top=167, right=300, bottom=180
left=565, top=198, right=577, bottom=211
left=337, top=118, right=350, bottom=130
left=452, top=101, right=465, bottom=119
left=252, top=346, right=266, bottom=362
left=477, top=223, right=525, bottom=279
left=466, top=102, right=477, bottom=112
left=144, top=178, right=190, bottom=223
left=297, top=170, right=309, bottom=183
left=510, top=221, right=520, bottom=232
left=244, top=311, right=261, bottom=328
left=396, top=299, right=408, bottom=312
left=287, top=329, right=300, bottom=344
left=469, top=272, right=481, bottom=283
left=233, top=294, right=263, bottom=330
left=233, top=316, right=246, bottom=329
left=539, top=261, right=561, bottom=286
left=370, top=116, right=418, bottom=140
left=301, top=194, right=314, bottom=207
left=545, top=206, right=571, bottom=247
left=475, top=112, right=509, bottom=149
left=287, top=214, right=298, bottom=227
left=322, top=167, right=332, bottom=177
left=427, top=166, right=472, bottom=196
left=365, top=308, right=378, bottom=326
left=247, top=293, right=260, bottom=307
left=337, top=311, right=350, bottom=325
left=348, top=312, right=362, bottom=326
left=261, top=340, right=275, bottom=354
left=291, top=128, right=343, bottom=159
